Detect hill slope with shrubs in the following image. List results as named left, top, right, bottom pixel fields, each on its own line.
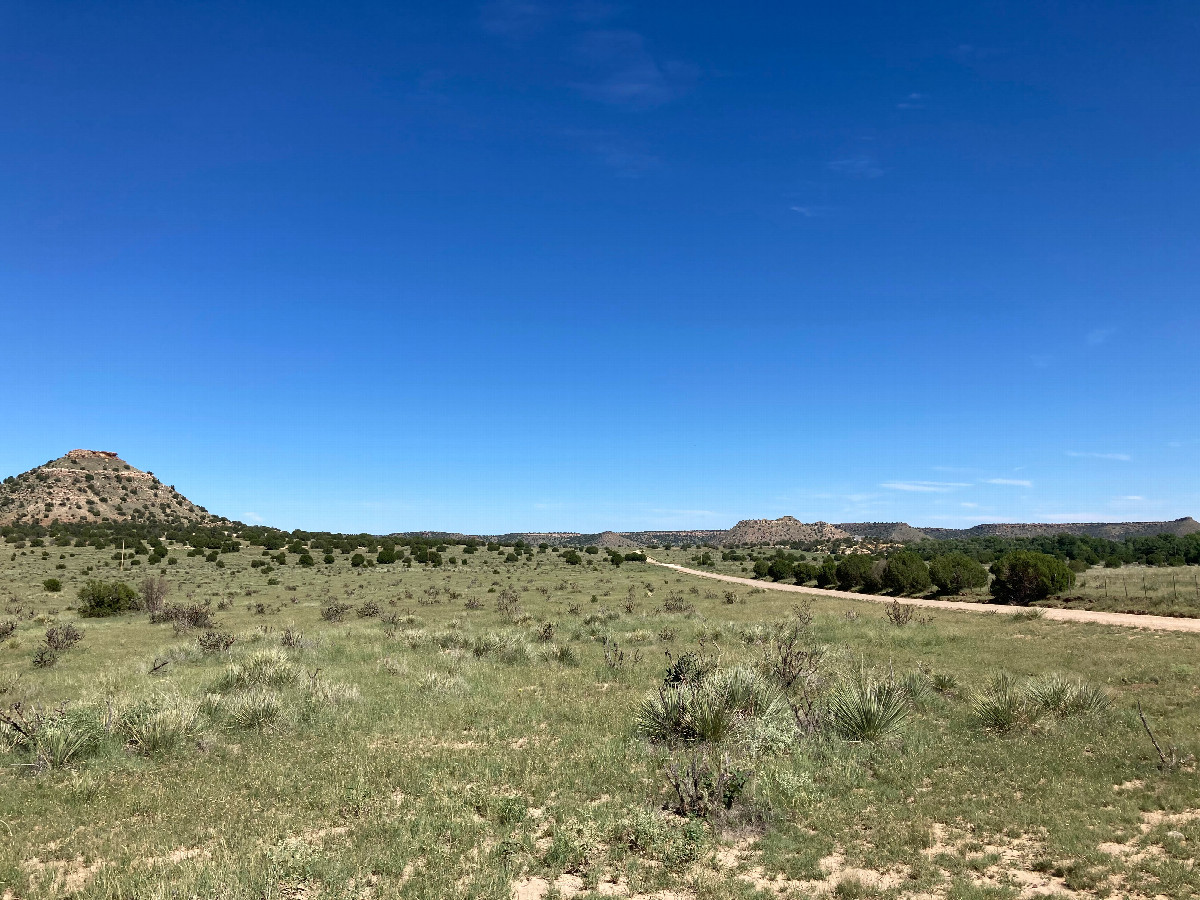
left=0, top=450, right=219, bottom=528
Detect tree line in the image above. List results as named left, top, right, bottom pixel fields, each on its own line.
left=748, top=548, right=1076, bottom=605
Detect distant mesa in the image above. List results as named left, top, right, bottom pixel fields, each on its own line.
left=66, top=449, right=120, bottom=460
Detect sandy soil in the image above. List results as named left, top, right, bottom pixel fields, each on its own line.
left=646, top=559, right=1200, bottom=633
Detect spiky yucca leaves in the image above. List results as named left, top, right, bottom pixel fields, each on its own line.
left=1026, top=674, right=1110, bottom=718
left=120, top=693, right=202, bottom=754
left=972, top=673, right=1110, bottom=732
left=972, top=673, right=1038, bottom=732
left=220, top=689, right=284, bottom=730
left=827, top=677, right=910, bottom=742
left=210, top=649, right=301, bottom=693
left=899, top=672, right=936, bottom=709
left=635, top=666, right=792, bottom=749
left=1, top=703, right=108, bottom=769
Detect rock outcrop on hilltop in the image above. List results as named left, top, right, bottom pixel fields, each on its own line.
left=0, top=451, right=217, bottom=527
left=721, top=516, right=851, bottom=545
left=836, top=522, right=933, bottom=542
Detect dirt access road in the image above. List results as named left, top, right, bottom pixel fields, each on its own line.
left=647, top=558, right=1200, bottom=634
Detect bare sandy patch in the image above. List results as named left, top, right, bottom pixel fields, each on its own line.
left=22, top=854, right=105, bottom=894
left=138, top=846, right=212, bottom=867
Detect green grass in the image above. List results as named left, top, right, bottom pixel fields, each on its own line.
left=1, top=539, right=1199, bottom=898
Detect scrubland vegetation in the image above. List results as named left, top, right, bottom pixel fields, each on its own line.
left=1, top=534, right=1198, bottom=899
left=664, top=532, right=1200, bottom=619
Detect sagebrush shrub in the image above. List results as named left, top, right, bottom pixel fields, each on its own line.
left=320, top=601, right=351, bottom=622
left=44, top=623, right=84, bottom=652
left=150, top=603, right=216, bottom=629
left=198, top=630, right=235, bottom=653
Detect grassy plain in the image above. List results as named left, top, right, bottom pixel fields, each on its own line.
left=1, top=541, right=1198, bottom=899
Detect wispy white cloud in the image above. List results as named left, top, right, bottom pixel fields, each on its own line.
left=572, top=30, right=698, bottom=109
left=1115, top=495, right=1145, bottom=502
left=827, top=155, right=883, bottom=178
left=984, top=478, right=1032, bottom=487
left=569, top=131, right=661, bottom=176
left=1066, top=451, right=1131, bottom=461
left=242, top=511, right=264, bottom=524
left=479, top=0, right=617, bottom=37
left=896, top=92, right=926, bottom=109
left=961, top=502, right=979, bottom=508
left=479, top=0, right=551, bottom=37
left=880, top=481, right=970, bottom=493
left=1086, top=327, right=1116, bottom=346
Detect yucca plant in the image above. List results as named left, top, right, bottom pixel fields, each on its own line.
left=828, top=677, right=909, bottom=741
left=1026, top=674, right=1109, bottom=718
left=121, top=693, right=202, bottom=754
left=899, top=672, right=935, bottom=709
left=971, top=673, right=1041, bottom=732
left=29, top=706, right=107, bottom=770
left=222, top=689, right=283, bottom=730
left=635, top=666, right=791, bottom=748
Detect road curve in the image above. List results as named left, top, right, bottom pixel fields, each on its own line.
left=645, top=558, right=1200, bottom=634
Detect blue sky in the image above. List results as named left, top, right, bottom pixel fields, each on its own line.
left=1, top=1, right=1197, bottom=534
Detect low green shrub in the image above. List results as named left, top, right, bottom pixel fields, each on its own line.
left=77, top=579, right=140, bottom=617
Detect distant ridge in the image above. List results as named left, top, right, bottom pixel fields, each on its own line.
left=915, top=518, right=1200, bottom=541
left=496, top=517, right=1200, bottom=547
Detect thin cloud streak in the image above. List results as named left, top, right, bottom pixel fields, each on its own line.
left=827, top=155, right=883, bottom=178
left=571, top=30, right=698, bottom=109
left=1066, top=451, right=1131, bottom=461
left=984, top=478, right=1032, bottom=487
left=880, top=481, right=970, bottom=493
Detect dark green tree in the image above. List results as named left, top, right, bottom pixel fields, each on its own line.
left=766, top=556, right=794, bottom=581
left=836, top=554, right=875, bottom=591
left=929, top=552, right=989, bottom=594
left=990, top=551, right=1075, bottom=605
left=882, top=551, right=932, bottom=595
